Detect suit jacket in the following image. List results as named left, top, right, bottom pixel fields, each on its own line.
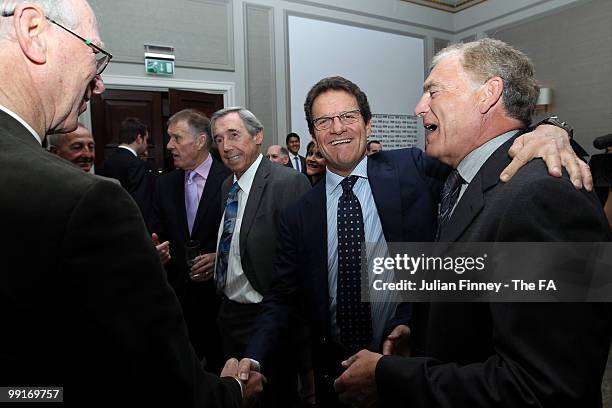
left=246, top=149, right=449, bottom=395
left=285, top=153, right=307, bottom=175
left=377, top=136, right=612, bottom=408
left=0, top=111, right=241, bottom=406
left=148, top=158, right=230, bottom=369
left=220, top=157, right=311, bottom=295
left=98, top=147, right=155, bottom=223
left=149, top=159, right=231, bottom=290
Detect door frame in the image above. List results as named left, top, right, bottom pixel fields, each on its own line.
left=81, top=75, right=236, bottom=129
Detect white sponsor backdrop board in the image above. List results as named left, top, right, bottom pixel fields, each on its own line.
left=288, top=15, right=425, bottom=152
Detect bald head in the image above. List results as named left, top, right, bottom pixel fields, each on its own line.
left=48, top=124, right=95, bottom=172
left=0, top=0, right=106, bottom=138
left=266, top=144, right=289, bottom=165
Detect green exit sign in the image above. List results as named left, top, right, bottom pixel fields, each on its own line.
left=145, top=57, right=175, bottom=76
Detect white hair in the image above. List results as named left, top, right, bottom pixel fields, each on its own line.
left=1, top=0, right=77, bottom=37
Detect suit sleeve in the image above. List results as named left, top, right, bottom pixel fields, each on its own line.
left=63, top=180, right=241, bottom=407
left=412, top=148, right=451, bottom=202
left=244, top=203, right=302, bottom=368
left=375, top=177, right=612, bottom=408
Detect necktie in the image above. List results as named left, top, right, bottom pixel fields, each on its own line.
left=436, top=169, right=464, bottom=240
left=215, top=182, right=240, bottom=294
left=185, top=171, right=199, bottom=235
left=294, top=156, right=300, bottom=172
left=336, top=175, right=372, bottom=353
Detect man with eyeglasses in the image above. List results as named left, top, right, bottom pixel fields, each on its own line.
left=0, top=1, right=261, bottom=406
left=239, top=75, right=591, bottom=406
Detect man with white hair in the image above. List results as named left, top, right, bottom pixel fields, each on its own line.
left=0, top=1, right=261, bottom=405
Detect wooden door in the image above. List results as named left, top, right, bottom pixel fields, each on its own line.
left=168, top=89, right=224, bottom=118
left=91, top=90, right=164, bottom=172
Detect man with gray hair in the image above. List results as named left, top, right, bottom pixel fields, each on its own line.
left=266, top=144, right=290, bottom=166
left=47, top=123, right=96, bottom=172
left=0, top=1, right=261, bottom=405
left=211, top=107, right=311, bottom=407
left=335, top=38, right=611, bottom=407
left=149, top=108, right=231, bottom=374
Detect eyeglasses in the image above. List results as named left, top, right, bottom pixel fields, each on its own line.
left=312, top=109, right=361, bottom=131
left=1, top=11, right=112, bottom=75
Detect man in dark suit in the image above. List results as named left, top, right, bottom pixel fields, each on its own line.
left=149, top=108, right=231, bottom=373
left=240, top=73, right=592, bottom=405
left=286, top=132, right=308, bottom=174
left=335, top=39, right=611, bottom=408
left=0, top=0, right=261, bottom=406
left=211, top=107, right=311, bottom=406
left=98, top=117, right=155, bottom=223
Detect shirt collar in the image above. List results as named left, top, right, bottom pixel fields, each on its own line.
left=0, top=104, right=42, bottom=145
left=118, top=145, right=138, bottom=157
left=326, top=154, right=368, bottom=194
left=234, top=154, right=263, bottom=196
left=188, top=153, right=213, bottom=181
left=457, top=130, right=519, bottom=184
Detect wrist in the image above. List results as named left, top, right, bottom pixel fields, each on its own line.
left=534, top=116, right=573, bottom=139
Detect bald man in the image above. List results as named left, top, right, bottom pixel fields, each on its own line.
left=266, top=144, right=290, bottom=165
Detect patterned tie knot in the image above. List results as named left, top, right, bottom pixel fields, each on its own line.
left=228, top=181, right=240, bottom=200
left=340, top=175, right=359, bottom=193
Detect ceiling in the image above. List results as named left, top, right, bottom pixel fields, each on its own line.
left=401, top=0, right=486, bottom=13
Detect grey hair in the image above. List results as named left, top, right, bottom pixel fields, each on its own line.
left=47, top=121, right=87, bottom=149
left=1, top=0, right=77, bottom=36
left=210, top=106, right=264, bottom=138
left=431, top=38, right=539, bottom=126
left=278, top=146, right=289, bottom=159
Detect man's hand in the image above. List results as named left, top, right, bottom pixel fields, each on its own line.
left=382, top=324, right=410, bottom=356
left=189, top=252, right=216, bottom=282
left=334, top=350, right=382, bottom=408
left=501, top=124, right=592, bottom=190
left=235, top=358, right=266, bottom=400
left=151, top=233, right=171, bottom=265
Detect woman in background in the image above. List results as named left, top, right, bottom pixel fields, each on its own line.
left=305, top=141, right=326, bottom=186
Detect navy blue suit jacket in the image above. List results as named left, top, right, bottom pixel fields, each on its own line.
left=245, top=148, right=449, bottom=381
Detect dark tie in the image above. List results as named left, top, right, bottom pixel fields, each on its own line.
left=215, top=182, right=240, bottom=294
left=436, top=169, right=464, bottom=240
left=336, top=175, right=372, bottom=353
left=294, top=156, right=300, bottom=172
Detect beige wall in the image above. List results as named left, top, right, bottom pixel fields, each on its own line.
left=490, top=0, right=612, bottom=155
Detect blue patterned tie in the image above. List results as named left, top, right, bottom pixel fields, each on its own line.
left=435, top=169, right=464, bottom=240
left=215, top=182, right=240, bottom=294
left=337, top=175, right=372, bottom=353
left=294, top=156, right=300, bottom=172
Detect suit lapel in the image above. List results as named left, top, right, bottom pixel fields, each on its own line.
left=308, top=179, right=331, bottom=332
left=192, top=159, right=222, bottom=235
left=439, top=135, right=519, bottom=242
left=367, top=156, right=403, bottom=242
left=239, top=159, right=269, bottom=260
left=171, top=170, right=191, bottom=239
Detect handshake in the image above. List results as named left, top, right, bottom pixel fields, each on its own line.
left=220, top=357, right=266, bottom=400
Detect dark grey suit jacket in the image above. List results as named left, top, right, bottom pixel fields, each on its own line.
left=220, top=156, right=311, bottom=294
left=0, top=111, right=241, bottom=407
left=376, top=135, right=612, bottom=408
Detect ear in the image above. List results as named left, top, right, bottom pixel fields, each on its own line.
left=365, top=118, right=372, bottom=136
left=478, top=76, right=503, bottom=114
left=196, top=133, right=208, bottom=150
left=13, top=5, right=48, bottom=65
left=254, top=130, right=264, bottom=146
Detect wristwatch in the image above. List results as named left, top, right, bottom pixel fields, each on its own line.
left=534, top=116, right=574, bottom=139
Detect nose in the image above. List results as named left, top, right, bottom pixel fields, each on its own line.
left=414, top=93, right=430, bottom=117
left=330, top=116, right=346, bottom=134
left=91, top=75, right=105, bottom=95
left=166, top=139, right=174, bottom=150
